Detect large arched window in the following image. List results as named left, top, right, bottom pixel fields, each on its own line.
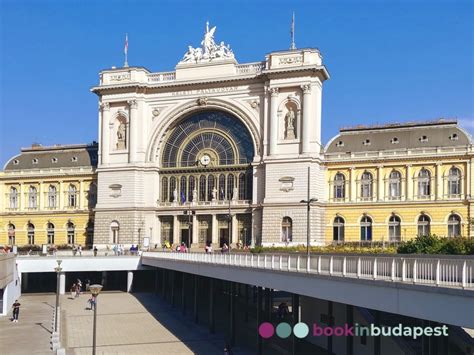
left=68, top=184, right=77, bottom=207
left=199, top=175, right=206, bottom=201
left=447, top=167, right=461, bottom=197
left=388, top=215, right=401, bottom=241
left=169, top=177, right=177, bottom=202
left=227, top=174, right=235, bottom=199
left=67, top=222, right=75, bottom=244
left=333, top=217, right=345, bottom=242
left=388, top=171, right=401, bottom=199
left=417, top=215, right=430, bottom=237
left=180, top=176, right=187, bottom=203
left=360, top=172, right=373, bottom=200
left=161, top=177, right=168, bottom=202
left=48, top=185, right=57, bottom=208
left=27, top=223, right=35, bottom=245
left=9, top=187, right=18, bottom=209
left=418, top=168, right=431, bottom=198
left=47, top=223, right=55, bottom=244
left=8, top=224, right=16, bottom=245
left=207, top=175, right=215, bottom=201
left=238, top=173, right=246, bottom=200
left=447, top=214, right=461, bottom=237
left=28, top=186, right=38, bottom=209
left=360, top=216, right=372, bottom=241
left=333, top=173, right=345, bottom=200
left=218, top=174, right=226, bottom=200
left=188, top=176, right=196, bottom=201
left=281, top=217, right=292, bottom=243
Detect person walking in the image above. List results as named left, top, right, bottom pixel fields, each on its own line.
left=78, top=245, right=83, bottom=256
left=76, top=279, right=82, bottom=298
left=93, top=246, right=98, bottom=257
left=11, top=300, right=21, bottom=322
left=70, top=283, right=76, bottom=299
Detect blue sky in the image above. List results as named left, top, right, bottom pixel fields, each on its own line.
left=0, top=0, right=472, bottom=165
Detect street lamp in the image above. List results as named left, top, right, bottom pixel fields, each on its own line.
left=300, top=166, right=318, bottom=258
left=90, top=284, right=103, bottom=355
left=54, top=259, right=62, bottom=333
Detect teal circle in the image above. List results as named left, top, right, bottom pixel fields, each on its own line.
left=293, top=322, right=309, bottom=338
left=276, top=323, right=292, bottom=338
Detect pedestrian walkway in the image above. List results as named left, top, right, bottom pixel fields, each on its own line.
left=0, top=294, right=54, bottom=354
left=61, top=292, right=251, bottom=354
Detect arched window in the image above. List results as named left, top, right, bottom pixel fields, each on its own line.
left=199, top=175, right=206, bottom=201
left=169, top=177, right=176, bottom=202
left=9, top=187, right=18, bottom=209
left=417, top=215, right=430, bottom=237
left=281, top=217, right=292, bottom=243
left=7, top=224, right=15, bottom=245
left=388, top=171, right=401, bottom=199
left=87, top=183, right=97, bottom=208
left=68, top=184, right=77, bottom=207
left=188, top=176, right=195, bottom=201
left=447, top=167, right=461, bottom=197
left=418, top=168, right=431, bottom=198
left=227, top=174, right=235, bottom=199
left=110, top=220, right=119, bottom=244
left=207, top=175, right=215, bottom=201
left=447, top=214, right=461, bottom=237
left=360, top=216, right=372, bottom=241
left=48, top=185, right=57, bottom=208
left=218, top=174, right=226, bottom=200
left=180, top=176, right=187, bottom=203
left=27, top=223, right=35, bottom=245
left=360, top=172, right=373, bottom=200
left=238, top=173, right=246, bottom=200
left=67, top=222, right=75, bottom=244
left=47, top=223, right=55, bottom=244
left=333, top=217, right=345, bottom=242
left=388, top=215, right=401, bottom=241
left=333, top=173, right=345, bottom=200
left=28, top=186, right=38, bottom=209
left=161, top=177, right=168, bottom=202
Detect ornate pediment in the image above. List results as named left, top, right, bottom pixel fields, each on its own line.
left=179, top=22, right=235, bottom=64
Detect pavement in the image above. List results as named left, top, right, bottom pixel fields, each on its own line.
left=0, top=294, right=55, bottom=354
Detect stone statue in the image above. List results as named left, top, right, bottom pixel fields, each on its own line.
left=173, top=188, right=178, bottom=202
left=212, top=187, right=217, bottom=200
left=285, top=107, right=296, bottom=139
left=117, top=122, right=126, bottom=149
left=232, top=187, right=238, bottom=201
left=202, top=22, right=217, bottom=59
left=192, top=189, right=197, bottom=202
left=182, top=46, right=195, bottom=62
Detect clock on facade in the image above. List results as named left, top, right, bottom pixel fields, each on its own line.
left=200, top=154, right=211, bottom=166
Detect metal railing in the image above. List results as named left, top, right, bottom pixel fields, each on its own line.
left=143, top=252, right=474, bottom=289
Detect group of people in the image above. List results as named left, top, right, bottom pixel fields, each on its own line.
left=70, top=278, right=90, bottom=299
left=72, top=245, right=83, bottom=256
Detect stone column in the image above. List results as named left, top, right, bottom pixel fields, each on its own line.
left=406, top=165, right=412, bottom=200
left=173, top=215, right=179, bottom=245
left=269, top=87, right=279, bottom=156
left=127, top=271, right=133, bottom=293
left=436, top=163, right=443, bottom=200
left=301, top=84, right=312, bottom=154
left=101, top=102, right=110, bottom=165
left=211, top=215, right=218, bottom=245
left=59, top=272, right=66, bottom=295
left=377, top=165, right=384, bottom=201
left=79, top=180, right=84, bottom=210
left=58, top=181, right=64, bottom=210
left=231, top=214, right=238, bottom=246
left=192, top=214, right=198, bottom=245
left=128, top=100, right=138, bottom=163
left=350, top=167, right=356, bottom=202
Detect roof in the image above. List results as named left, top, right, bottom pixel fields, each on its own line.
left=325, top=119, right=472, bottom=154
left=3, top=143, right=98, bottom=171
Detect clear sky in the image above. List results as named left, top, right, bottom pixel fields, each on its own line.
left=0, top=0, right=473, bottom=165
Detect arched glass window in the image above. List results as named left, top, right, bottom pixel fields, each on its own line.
left=218, top=174, right=226, bottom=200
left=28, top=186, right=38, bottom=208
left=360, top=172, right=373, bottom=200
left=246, top=171, right=253, bottom=200
left=333, top=217, right=345, bottom=242
left=68, top=184, right=77, bottom=207
left=169, top=177, right=176, bottom=202
left=180, top=176, right=187, bottom=203
left=9, top=187, right=18, bottom=209
left=418, top=168, right=431, bottom=198
left=360, top=216, right=372, bottom=241
left=8, top=224, right=15, bottom=245
left=199, top=175, right=206, bottom=201
left=447, top=214, right=461, bottom=237
left=417, top=215, right=430, bottom=237
left=27, top=223, right=35, bottom=245
left=333, top=173, right=345, bottom=200
left=47, top=223, right=55, bottom=244
left=188, top=176, right=195, bottom=201
left=447, top=167, right=461, bottom=197
left=161, top=177, right=168, bottom=202
left=48, top=185, right=57, bottom=208
left=238, top=173, right=246, bottom=200
left=67, top=222, right=75, bottom=244
left=281, top=217, right=292, bottom=243
left=388, top=215, right=401, bottom=241
left=207, top=175, right=215, bottom=201
left=388, top=171, right=401, bottom=199
left=227, top=174, right=235, bottom=199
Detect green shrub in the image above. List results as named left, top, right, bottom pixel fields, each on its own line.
left=397, top=235, right=473, bottom=255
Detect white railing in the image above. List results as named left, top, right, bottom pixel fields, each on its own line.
left=148, top=71, right=176, bottom=83
left=143, top=252, right=474, bottom=289
left=236, top=62, right=265, bottom=75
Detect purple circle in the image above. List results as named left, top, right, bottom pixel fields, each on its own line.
left=259, top=322, right=275, bottom=338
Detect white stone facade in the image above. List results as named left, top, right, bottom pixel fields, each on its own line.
left=91, top=27, right=329, bottom=248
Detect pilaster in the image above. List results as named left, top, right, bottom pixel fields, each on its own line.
left=100, top=102, right=110, bottom=165
left=301, top=84, right=311, bottom=154
left=269, top=88, right=279, bottom=156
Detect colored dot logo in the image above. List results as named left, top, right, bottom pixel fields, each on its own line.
left=259, top=322, right=310, bottom=339
left=258, top=322, right=275, bottom=339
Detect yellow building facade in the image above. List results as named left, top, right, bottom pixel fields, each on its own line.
left=0, top=143, right=97, bottom=247
left=324, top=120, right=474, bottom=243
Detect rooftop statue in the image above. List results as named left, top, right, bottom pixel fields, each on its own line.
left=180, top=21, right=235, bottom=64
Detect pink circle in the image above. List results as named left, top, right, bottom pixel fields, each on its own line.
left=259, top=322, right=275, bottom=338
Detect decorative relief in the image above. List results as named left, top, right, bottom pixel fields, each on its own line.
left=109, top=184, right=122, bottom=198
left=278, top=55, right=303, bottom=65
left=269, top=87, right=279, bottom=97
left=279, top=176, right=295, bottom=192
left=250, top=100, right=259, bottom=109
left=152, top=108, right=161, bottom=117
left=197, top=97, right=208, bottom=106
left=100, top=102, right=110, bottom=111
left=110, top=73, right=131, bottom=82
left=301, top=84, right=312, bottom=94
left=128, top=100, right=138, bottom=109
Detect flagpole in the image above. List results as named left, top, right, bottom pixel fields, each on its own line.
left=290, top=12, right=296, bottom=50
left=124, top=33, right=129, bottom=67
